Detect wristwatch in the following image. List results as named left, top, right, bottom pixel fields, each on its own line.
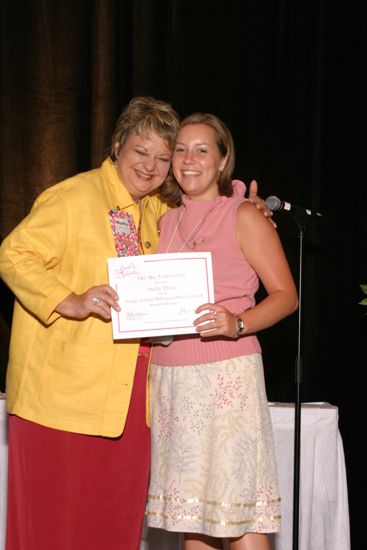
left=234, top=315, right=245, bottom=338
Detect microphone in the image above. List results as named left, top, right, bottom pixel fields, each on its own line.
left=265, top=195, right=326, bottom=224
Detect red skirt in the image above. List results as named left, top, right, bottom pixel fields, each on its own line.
left=5, top=348, right=151, bottom=550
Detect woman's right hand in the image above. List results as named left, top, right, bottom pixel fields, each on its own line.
left=55, top=285, right=120, bottom=320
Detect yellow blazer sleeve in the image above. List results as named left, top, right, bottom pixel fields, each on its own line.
left=0, top=189, right=74, bottom=324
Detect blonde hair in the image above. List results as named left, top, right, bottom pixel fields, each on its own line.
left=109, top=96, right=180, bottom=162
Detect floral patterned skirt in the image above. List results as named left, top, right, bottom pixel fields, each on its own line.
left=146, top=353, right=281, bottom=538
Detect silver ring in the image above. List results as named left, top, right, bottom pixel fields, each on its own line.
left=92, top=296, right=101, bottom=305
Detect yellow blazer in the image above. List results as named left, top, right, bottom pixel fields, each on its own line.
left=0, top=159, right=170, bottom=437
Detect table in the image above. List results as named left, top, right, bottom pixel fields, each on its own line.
left=0, top=401, right=350, bottom=550
left=267, top=402, right=350, bottom=550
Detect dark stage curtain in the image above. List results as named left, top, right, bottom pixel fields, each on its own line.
left=0, top=0, right=366, bottom=545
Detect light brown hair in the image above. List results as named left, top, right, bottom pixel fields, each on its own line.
left=161, top=112, right=235, bottom=205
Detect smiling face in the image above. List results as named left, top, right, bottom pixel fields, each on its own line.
left=172, top=123, right=228, bottom=201
left=114, top=132, right=172, bottom=201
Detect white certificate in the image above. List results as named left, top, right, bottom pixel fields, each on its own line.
left=107, top=252, right=214, bottom=339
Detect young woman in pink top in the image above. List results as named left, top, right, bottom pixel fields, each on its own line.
left=146, top=113, right=298, bottom=550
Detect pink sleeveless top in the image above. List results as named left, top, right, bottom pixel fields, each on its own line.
left=151, top=180, right=261, bottom=366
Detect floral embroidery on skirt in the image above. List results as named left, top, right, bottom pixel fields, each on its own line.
left=146, top=353, right=280, bottom=538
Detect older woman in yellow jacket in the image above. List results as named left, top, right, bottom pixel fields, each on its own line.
left=2, top=157, right=169, bottom=437
left=0, top=96, right=179, bottom=550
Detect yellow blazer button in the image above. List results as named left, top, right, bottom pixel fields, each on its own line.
left=144, top=241, right=152, bottom=249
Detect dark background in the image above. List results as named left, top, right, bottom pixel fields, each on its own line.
left=1, top=1, right=366, bottom=547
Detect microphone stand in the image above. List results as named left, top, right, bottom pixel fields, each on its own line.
left=292, top=209, right=307, bottom=550
left=267, top=196, right=326, bottom=550
left=291, top=206, right=325, bottom=550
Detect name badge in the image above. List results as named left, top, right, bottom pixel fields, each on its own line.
left=109, top=209, right=139, bottom=257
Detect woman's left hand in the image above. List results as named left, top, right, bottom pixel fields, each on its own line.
left=193, top=303, right=238, bottom=339
left=247, top=179, right=277, bottom=228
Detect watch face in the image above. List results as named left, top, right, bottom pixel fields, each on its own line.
left=237, top=318, right=244, bottom=332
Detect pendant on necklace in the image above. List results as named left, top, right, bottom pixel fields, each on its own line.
left=189, top=238, right=205, bottom=249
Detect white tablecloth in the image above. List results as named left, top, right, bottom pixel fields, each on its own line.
left=0, top=400, right=350, bottom=550
left=268, top=402, right=350, bottom=550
